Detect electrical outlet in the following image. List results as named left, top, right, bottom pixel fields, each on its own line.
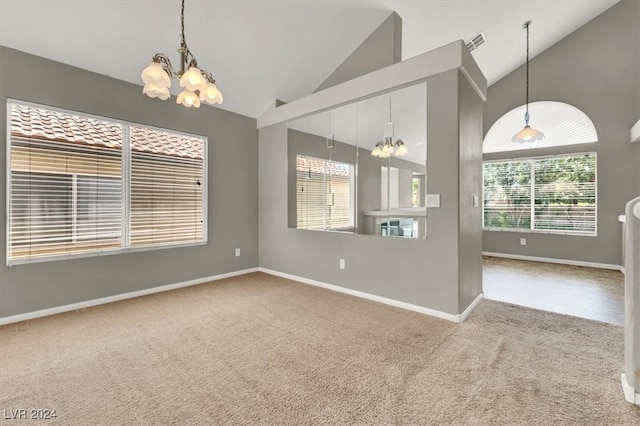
left=520, top=238, right=526, bottom=246
left=235, top=248, right=241, bottom=257
left=339, top=259, right=345, bottom=270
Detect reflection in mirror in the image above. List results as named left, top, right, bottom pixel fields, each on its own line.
left=287, top=104, right=357, bottom=233
left=358, top=82, right=427, bottom=238
left=286, top=81, right=426, bottom=238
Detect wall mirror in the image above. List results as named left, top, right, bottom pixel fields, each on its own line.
left=287, top=81, right=427, bottom=238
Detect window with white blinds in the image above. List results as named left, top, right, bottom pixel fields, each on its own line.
left=7, top=101, right=206, bottom=265
left=296, top=155, right=354, bottom=231
left=483, top=153, right=596, bottom=235
left=130, top=126, right=205, bottom=247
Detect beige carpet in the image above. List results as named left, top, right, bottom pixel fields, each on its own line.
left=1, top=272, right=639, bottom=425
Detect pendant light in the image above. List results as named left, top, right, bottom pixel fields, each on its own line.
left=512, top=21, right=544, bottom=143
left=141, top=0, right=223, bottom=108
left=371, top=94, right=408, bottom=158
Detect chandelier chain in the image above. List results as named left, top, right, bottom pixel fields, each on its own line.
left=181, top=0, right=186, bottom=48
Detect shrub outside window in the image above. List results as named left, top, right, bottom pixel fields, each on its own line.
left=483, top=153, right=596, bottom=235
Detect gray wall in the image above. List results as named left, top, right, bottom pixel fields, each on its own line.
left=458, top=73, right=484, bottom=311
left=259, top=69, right=484, bottom=316
left=314, top=12, right=402, bottom=93
left=482, top=0, right=640, bottom=266
left=0, top=46, right=259, bottom=317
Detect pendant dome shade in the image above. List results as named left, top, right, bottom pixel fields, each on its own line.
left=143, top=83, right=171, bottom=100
left=177, top=89, right=201, bottom=108
left=179, top=67, right=206, bottom=91
left=512, top=125, right=545, bottom=143
left=512, top=21, right=544, bottom=144
left=141, top=62, right=171, bottom=87
left=199, top=82, right=223, bottom=105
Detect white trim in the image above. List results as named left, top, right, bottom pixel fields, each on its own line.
left=621, top=374, right=640, bottom=405
left=259, top=267, right=483, bottom=323
left=482, top=152, right=598, bottom=237
left=5, top=103, right=11, bottom=269
left=631, top=119, right=640, bottom=143
left=621, top=266, right=626, bottom=276
left=459, top=292, right=484, bottom=322
left=483, top=251, right=622, bottom=271
left=0, top=268, right=259, bottom=326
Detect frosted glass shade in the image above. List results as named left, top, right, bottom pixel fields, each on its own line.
left=511, top=125, right=545, bottom=143
left=395, top=141, right=408, bottom=157
left=177, top=89, right=201, bottom=108
left=199, top=83, right=223, bottom=105
left=141, top=62, right=171, bottom=88
left=180, top=67, right=206, bottom=91
left=143, top=83, right=171, bottom=100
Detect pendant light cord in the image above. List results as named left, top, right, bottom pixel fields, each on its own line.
left=524, top=21, right=531, bottom=126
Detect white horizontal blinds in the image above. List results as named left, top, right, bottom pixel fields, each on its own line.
left=533, top=154, right=596, bottom=234
left=8, top=104, right=123, bottom=263
left=130, top=126, right=205, bottom=247
left=296, top=155, right=326, bottom=230
left=76, top=176, right=122, bottom=241
left=327, top=162, right=354, bottom=229
left=483, top=160, right=532, bottom=230
left=296, top=155, right=353, bottom=231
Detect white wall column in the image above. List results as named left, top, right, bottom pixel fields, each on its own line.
left=622, top=196, right=640, bottom=405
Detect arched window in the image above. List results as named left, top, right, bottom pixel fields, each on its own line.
left=483, top=101, right=598, bottom=153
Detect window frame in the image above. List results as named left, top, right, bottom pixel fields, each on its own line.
left=482, top=151, right=597, bottom=236
left=6, top=99, right=208, bottom=266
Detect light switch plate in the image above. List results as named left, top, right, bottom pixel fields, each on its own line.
left=426, top=194, right=441, bottom=208
left=473, top=195, right=479, bottom=207
left=326, top=134, right=335, bottom=148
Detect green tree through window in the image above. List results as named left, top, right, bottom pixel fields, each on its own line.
left=483, top=153, right=596, bottom=235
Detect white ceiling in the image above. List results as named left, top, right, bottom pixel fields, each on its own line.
left=0, top=0, right=619, bottom=119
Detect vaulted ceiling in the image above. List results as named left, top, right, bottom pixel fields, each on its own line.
left=0, top=0, right=619, bottom=119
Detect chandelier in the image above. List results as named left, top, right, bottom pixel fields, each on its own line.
left=512, top=21, right=544, bottom=143
left=371, top=95, right=408, bottom=158
left=141, top=0, right=223, bottom=108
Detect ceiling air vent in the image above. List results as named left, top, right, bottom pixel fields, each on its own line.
left=466, top=32, right=486, bottom=53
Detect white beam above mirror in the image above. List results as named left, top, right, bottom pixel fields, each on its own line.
left=258, top=40, right=486, bottom=129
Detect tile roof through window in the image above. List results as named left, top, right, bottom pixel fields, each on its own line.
left=296, top=155, right=351, bottom=177
left=10, top=104, right=203, bottom=160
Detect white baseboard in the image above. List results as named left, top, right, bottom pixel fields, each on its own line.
left=621, top=373, right=640, bottom=405
left=459, top=292, right=484, bottom=322
left=2, top=267, right=484, bottom=326
left=0, top=267, right=260, bottom=326
left=483, top=251, right=623, bottom=272
left=259, top=267, right=483, bottom=323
